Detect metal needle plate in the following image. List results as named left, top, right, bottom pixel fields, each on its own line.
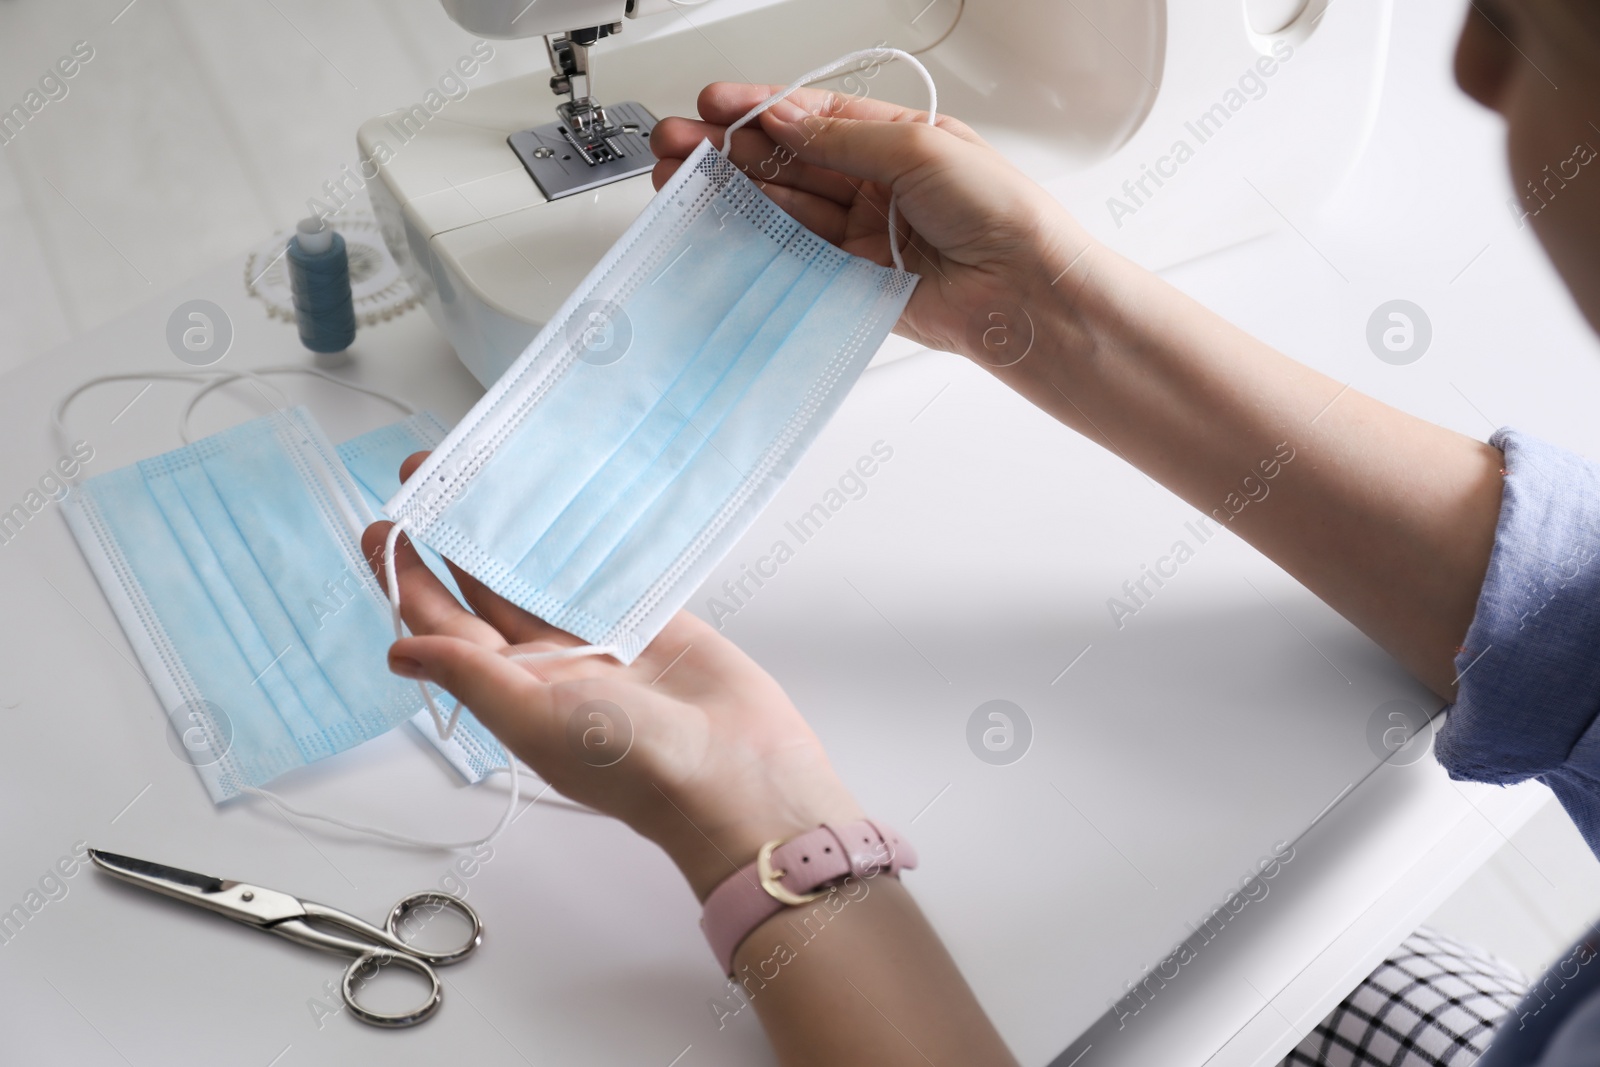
left=508, top=101, right=659, bottom=201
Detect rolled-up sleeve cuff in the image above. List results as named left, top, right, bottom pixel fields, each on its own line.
left=1435, top=429, right=1600, bottom=852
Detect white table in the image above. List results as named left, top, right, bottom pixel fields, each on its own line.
left=0, top=246, right=1554, bottom=1067
left=3, top=5, right=1597, bottom=1062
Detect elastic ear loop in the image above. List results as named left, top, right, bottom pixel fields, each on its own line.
left=52, top=370, right=288, bottom=456
left=52, top=364, right=419, bottom=451
left=178, top=365, right=418, bottom=444
left=719, top=47, right=939, bottom=273
left=237, top=761, right=595, bottom=852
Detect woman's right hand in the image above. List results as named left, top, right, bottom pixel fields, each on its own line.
left=649, top=80, right=1097, bottom=366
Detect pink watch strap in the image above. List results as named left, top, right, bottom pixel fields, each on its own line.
left=700, top=819, right=916, bottom=976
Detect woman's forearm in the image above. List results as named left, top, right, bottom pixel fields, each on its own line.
left=716, top=246, right=1497, bottom=1063
left=996, top=242, right=1504, bottom=700
left=729, top=877, right=1018, bottom=1066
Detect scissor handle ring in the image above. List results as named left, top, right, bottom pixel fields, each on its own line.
left=385, top=891, right=482, bottom=965
left=341, top=950, right=442, bottom=1028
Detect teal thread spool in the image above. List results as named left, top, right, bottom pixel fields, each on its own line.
left=287, top=217, right=357, bottom=366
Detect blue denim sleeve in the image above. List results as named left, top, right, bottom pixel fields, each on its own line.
left=1476, top=922, right=1600, bottom=1067
left=1433, top=429, right=1600, bottom=858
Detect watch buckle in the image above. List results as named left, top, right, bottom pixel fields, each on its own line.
left=756, top=838, right=827, bottom=907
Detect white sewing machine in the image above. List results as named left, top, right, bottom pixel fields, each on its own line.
left=362, top=0, right=1389, bottom=387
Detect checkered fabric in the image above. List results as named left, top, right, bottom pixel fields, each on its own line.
left=1279, top=927, right=1528, bottom=1067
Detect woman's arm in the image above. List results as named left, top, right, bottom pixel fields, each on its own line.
left=360, top=79, right=1510, bottom=1066
left=1009, top=249, right=1505, bottom=701
left=730, top=877, right=1018, bottom=1066
left=651, top=87, right=1505, bottom=701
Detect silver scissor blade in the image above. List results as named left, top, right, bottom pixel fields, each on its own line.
left=88, top=849, right=306, bottom=926
left=89, top=850, right=225, bottom=894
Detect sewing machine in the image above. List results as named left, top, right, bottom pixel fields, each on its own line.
left=361, top=0, right=1390, bottom=386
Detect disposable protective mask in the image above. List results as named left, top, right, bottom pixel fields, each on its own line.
left=62, top=405, right=428, bottom=803
left=62, top=399, right=502, bottom=799
left=384, top=48, right=934, bottom=663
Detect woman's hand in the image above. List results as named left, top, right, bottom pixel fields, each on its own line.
left=362, top=455, right=861, bottom=901
left=657, top=76, right=1505, bottom=702
left=649, top=81, right=1096, bottom=364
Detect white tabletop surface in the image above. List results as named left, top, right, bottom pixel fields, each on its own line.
left=2, top=5, right=1599, bottom=1067
left=0, top=252, right=1558, bottom=1067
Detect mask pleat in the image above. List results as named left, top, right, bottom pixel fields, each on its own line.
left=190, top=422, right=371, bottom=755
left=547, top=244, right=848, bottom=607
left=88, top=462, right=308, bottom=787
left=505, top=220, right=826, bottom=590
left=438, top=237, right=773, bottom=562
left=154, top=461, right=331, bottom=771
left=569, top=254, right=873, bottom=624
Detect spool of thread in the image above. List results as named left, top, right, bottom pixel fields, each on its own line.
left=286, top=217, right=357, bottom=367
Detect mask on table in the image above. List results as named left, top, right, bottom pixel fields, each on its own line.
left=62, top=399, right=507, bottom=798
left=62, top=406, right=427, bottom=803
left=383, top=47, right=933, bottom=664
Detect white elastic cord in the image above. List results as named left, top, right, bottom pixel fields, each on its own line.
left=180, top=365, right=417, bottom=444
left=720, top=47, right=938, bottom=272
left=50, top=370, right=282, bottom=454
left=384, top=518, right=462, bottom=742
left=177, top=369, right=293, bottom=443
left=236, top=759, right=606, bottom=849
left=510, top=645, right=620, bottom=665
left=238, top=758, right=518, bottom=851
left=52, top=365, right=418, bottom=449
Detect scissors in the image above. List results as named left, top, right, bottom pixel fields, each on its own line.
left=88, top=848, right=481, bottom=1027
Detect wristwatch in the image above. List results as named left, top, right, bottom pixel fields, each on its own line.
left=699, top=819, right=917, bottom=976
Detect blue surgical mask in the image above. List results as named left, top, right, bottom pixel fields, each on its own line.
left=384, top=78, right=923, bottom=661
left=336, top=413, right=506, bottom=783
left=62, top=406, right=437, bottom=802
